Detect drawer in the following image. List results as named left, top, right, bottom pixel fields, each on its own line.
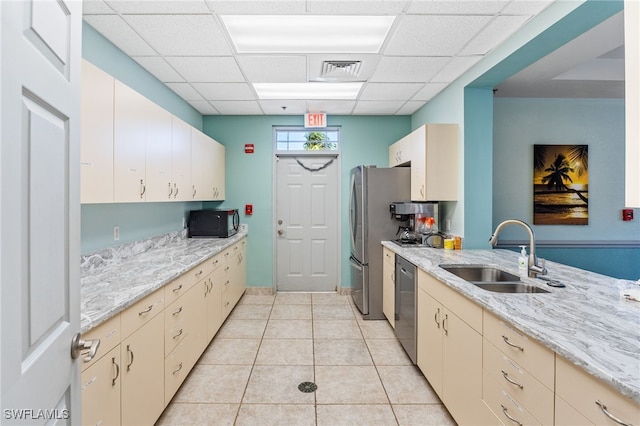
left=81, top=314, right=121, bottom=371
left=556, top=355, right=640, bottom=426
left=164, top=307, right=188, bottom=355
left=121, top=288, right=165, bottom=338
left=483, top=339, right=554, bottom=425
left=164, top=272, right=196, bottom=305
left=418, top=270, right=482, bottom=333
left=164, top=335, right=193, bottom=405
left=483, top=310, right=554, bottom=389
left=208, top=252, right=224, bottom=272
left=482, top=370, right=542, bottom=426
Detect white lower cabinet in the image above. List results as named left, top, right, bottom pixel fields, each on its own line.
left=81, top=237, right=247, bottom=425
left=382, top=247, right=395, bottom=328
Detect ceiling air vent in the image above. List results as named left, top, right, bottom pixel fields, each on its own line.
left=319, top=60, right=362, bottom=80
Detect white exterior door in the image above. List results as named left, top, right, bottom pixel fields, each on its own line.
left=275, top=156, right=339, bottom=292
left=1, top=0, right=82, bottom=423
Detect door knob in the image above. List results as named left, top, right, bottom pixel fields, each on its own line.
left=278, top=229, right=284, bottom=235
left=71, top=333, right=101, bottom=363
left=278, top=220, right=283, bottom=225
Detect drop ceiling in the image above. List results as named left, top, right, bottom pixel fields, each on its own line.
left=83, top=0, right=557, bottom=115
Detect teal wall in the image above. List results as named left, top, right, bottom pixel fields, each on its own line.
left=494, top=98, right=639, bottom=280
left=202, top=115, right=411, bottom=288
left=81, top=23, right=204, bottom=253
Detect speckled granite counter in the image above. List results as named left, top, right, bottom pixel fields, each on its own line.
left=382, top=242, right=640, bottom=404
left=80, top=225, right=248, bottom=333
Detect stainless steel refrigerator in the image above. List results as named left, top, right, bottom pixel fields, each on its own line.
left=349, top=165, right=410, bottom=319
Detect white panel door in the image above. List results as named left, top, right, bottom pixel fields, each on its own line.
left=1, top=0, right=82, bottom=423
left=276, top=157, right=338, bottom=291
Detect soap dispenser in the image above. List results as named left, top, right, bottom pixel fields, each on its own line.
left=518, top=246, right=528, bottom=277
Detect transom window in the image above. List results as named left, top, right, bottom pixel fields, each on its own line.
left=274, top=126, right=340, bottom=153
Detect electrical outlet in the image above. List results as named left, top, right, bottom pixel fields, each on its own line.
left=114, top=226, right=120, bottom=241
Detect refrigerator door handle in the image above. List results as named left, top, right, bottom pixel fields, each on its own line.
left=349, top=255, right=364, bottom=270
left=349, top=173, right=357, bottom=252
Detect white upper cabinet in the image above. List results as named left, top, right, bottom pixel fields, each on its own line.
left=171, top=117, right=192, bottom=202
left=192, top=128, right=225, bottom=201
left=144, top=101, right=173, bottom=202
left=389, top=124, right=458, bottom=201
left=81, top=61, right=114, bottom=204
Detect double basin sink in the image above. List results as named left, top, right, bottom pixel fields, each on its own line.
left=440, top=264, right=549, bottom=294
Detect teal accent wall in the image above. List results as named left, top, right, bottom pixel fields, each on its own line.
left=202, top=115, right=411, bottom=288
left=494, top=98, right=639, bottom=280
left=81, top=23, right=204, bottom=253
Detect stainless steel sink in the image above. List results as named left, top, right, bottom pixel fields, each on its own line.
left=440, top=265, right=521, bottom=282
left=439, top=264, right=550, bottom=294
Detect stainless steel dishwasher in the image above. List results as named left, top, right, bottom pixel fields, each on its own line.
left=394, top=255, right=417, bottom=364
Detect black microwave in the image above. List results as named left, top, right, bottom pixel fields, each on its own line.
left=188, top=209, right=239, bottom=238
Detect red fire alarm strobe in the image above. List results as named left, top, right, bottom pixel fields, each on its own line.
left=244, top=143, right=254, bottom=154
left=622, top=209, right=634, bottom=221
left=245, top=204, right=253, bottom=215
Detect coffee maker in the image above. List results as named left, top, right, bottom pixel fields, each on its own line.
left=390, top=202, right=442, bottom=247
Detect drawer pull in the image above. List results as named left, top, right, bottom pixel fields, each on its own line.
left=173, top=329, right=184, bottom=339
left=500, top=404, right=523, bottom=426
left=502, top=335, right=524, bottom=351
left=501, top=370, right=524, bottom=389
left=172, top=307, right=183, bottom=316
left=195, top=270, right=203, bottom=277
left=126, top=345, right=134, bottom=372
left=138, top=305, right=153, bottom=316
left=112, top=357, right=120, bottom=386
left=172, top=284, right=183, bottom=293
left=595, top=400, right=633, bottom=426
left=173, top=362, right=183, bottom=375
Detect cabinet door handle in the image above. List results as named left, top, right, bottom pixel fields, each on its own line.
left=173, top=329, right=183, bottom=339
left=500, top=404, right=523, bottom=426
left=140, top=179, right=146, bottom=198
left=172, top=284, right=183, bottom=293
left=502, top=335, right=524, bottom=351
left=174, top=183, right=178, bottom=198
left=168, top=182, right=173, bottom=198
left=442, top=313, right=448, bottom=335
left=192, top=185, right=197, bottom=198
left=138, top=305, right=153, bottom=316
left=172, top=362, right=183, bottom=375
left=126, top=344, right=134, bottom=372
left=501, top=370, right=524, bottom=389
left=112, top=357, right=120, bottom=386
left=434, top=308, right=441, bottom=329
left=595, top=400, right=633, bottom=426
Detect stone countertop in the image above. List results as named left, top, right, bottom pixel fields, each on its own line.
left=382, top=241, right=640, bottom=404
left=80, top=225, right=248, bottom=333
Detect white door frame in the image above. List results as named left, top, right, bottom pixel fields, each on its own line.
left=272, top=153, right=341, bottom=292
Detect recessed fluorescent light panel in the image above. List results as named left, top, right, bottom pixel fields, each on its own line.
left=253, top=83, right=363, bottom=100
left=221, top=15, right=395, bottom=53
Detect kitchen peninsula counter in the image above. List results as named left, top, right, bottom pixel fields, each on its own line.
left=382, top=242, right=640, bottom=404
left=80, top=225, right=248, bottom=333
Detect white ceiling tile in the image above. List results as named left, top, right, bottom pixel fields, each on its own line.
left=305, top=0, right=407, bottom=15
left=122, top=14, right=232, bottom=56
left=132, top=57, right=185, bottom=82
left=209, top=101, right=264, bottom=115
left=259, top=100, right=307, bottom=115
left=501, top=0, right=553, bottom=16
left=395, top=101, right=426, bottom=115
left=192, top=82, right=255, bottom=100
left=412, top=82, right=448, bottom=100
left=237, top=56, right=308, bottom=83
left=165, top=57, right=245, bottom=82
left=83, top=0, right=116, bottom=15
left=431, top=56, right=482, bottom=83
left=352, top=101, right=404, bottom=114
left=404, top=0, right=508, bottom=15
left=84, top=15, right=158, bottom=56
left=188, top=100, right=221, bottom=114
left=306, top=100, right=356, bottom=114
left=384, top=15, right=492, bottom=56
left=370, top=56, right=450, bottom=82
left=105, top=0, right=212, bottom=14
left=459, top=15, right=530, bottom=55
left=359, top=83, right=423, bottom=100
left=166, top=83, right=205, bottom=100
left=205, top=0, right=306, bottom=14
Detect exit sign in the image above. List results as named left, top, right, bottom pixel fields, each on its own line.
left=304, top=113, right=327, bottom=128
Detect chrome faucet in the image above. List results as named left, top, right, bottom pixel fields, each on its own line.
left=489, top=219, right=547, bottom=278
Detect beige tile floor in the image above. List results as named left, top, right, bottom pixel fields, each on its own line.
left=156, top=292, right=457, bottom=426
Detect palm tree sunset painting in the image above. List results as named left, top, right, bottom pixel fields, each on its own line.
left=533, top=145, right=588, bottom=225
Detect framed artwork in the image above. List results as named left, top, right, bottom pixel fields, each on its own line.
left=533, top=145, right=588, bottom=225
